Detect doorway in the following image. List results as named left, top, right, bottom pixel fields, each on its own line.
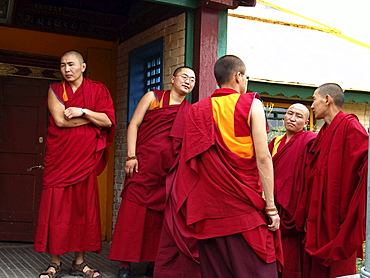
left=0, top=76, right=49, bottom=242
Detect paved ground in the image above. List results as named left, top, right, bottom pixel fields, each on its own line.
left=0, top=241, right=364, bottom=278
left=0, top=241, right=148, bottom=278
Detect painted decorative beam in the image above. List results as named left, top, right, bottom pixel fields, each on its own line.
left=144, top=0, right=197, bottom=9
left=144, top=0, right=255, bottom=9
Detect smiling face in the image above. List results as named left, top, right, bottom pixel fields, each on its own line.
left=171, top=67, right=196, bottom=95
left=60, top=53, right=86, bottom=85
left=284, top=104, right=309, bottom=135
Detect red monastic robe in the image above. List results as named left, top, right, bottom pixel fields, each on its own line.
left=108, top=90, right=191, bottom=263
left=296, top=111, right=368, bottom=278
left=174, top=89, right=283, bottom=269
left=154, top=140, right=201, bottom=278
left=34, top=78, right=116, bottom=255
left=269, top=130, right=317, bottom=278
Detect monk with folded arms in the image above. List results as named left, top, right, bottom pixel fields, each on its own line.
left=296, top=83, right=368, bottom=278
left=269, top=103, right=316, bottom=277
left=172, top=55, right=283, bottom=278
left=34, top=50, right=116, bottom=278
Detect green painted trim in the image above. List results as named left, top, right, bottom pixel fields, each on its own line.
left=185, top=10, right=194, bottom=102
left=145, top=0, right=196, bottom=9
left=248, top=81, right=315, bottom=99
left=218, top=9, right=228, bottom=58
left=343, top=91, right=370, bottom=103
left=185, top=10, right=194, bottom=68
left=248, top=81, right=370, bottom=103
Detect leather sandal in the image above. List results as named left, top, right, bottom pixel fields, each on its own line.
left=70, top=260, right=101, bottom=277
left=38, top=262, right=63, bottom=278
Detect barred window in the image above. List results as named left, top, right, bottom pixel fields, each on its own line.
left=266, top=106, right=287, bottom=132
left=128, top=38, right=163, bottom=123
left=145, top=56, right=161, bottom=92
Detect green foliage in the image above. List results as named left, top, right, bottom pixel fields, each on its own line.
left=357, top=242, right=366, bottom=273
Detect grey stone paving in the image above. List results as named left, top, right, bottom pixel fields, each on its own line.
left=0, top=241, right=363, bottom=277
left=0, top=241, right=148, bottom=278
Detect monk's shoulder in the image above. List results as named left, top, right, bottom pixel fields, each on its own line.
left=303, top=130, right=317, bottom=140
left=192, top=96, right=210, bottom=108
left=343, top=113, right=367, bottom=132
left=84, top=78, right=111, bottom=97
left=89, top=79, right=107, bottom=89
left=49, top=81, right=63, bottom=93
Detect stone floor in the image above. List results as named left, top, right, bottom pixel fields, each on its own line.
left=0, top=241, right=365, bottom=278
left=0, top=241, right=148, bottom=278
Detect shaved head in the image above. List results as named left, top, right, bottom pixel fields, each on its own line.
left=59, top=50, right=86, bottom=84
left=316, top=83, right=344, bottom=108
left=284, top=103, right=310, bottom=135
left=60, top=50, right=85, bottom=64
left=289, top=103, right=309, bottom=120
left=214, top=55, right=246, bottom=86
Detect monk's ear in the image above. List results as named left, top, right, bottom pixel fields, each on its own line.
left=325, top=94, right=331, bottom=105
left=235, top=72, right=241, bottom=83
left=81, top=63, right=86, bottom=72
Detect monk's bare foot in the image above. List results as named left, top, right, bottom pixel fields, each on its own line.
left=81, top=264, right=101, bottom=277
left=38, top=262, right=62, bottom=278
left=71, top=260, right=101, bottom=277
left=39, top=267, right=55, bottom=278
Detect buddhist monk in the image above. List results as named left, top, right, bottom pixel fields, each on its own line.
left=35, top=50, right=116, bottom=278
left=108, top=67, right=195, bottom=278
left=269, top=103, right=317, bottom=277
left=173, top=55, right=283, bottom=278
left=296, top=83, right=368, bottom=278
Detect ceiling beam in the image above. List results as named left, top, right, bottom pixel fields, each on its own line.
left=144, top=0, right=197, bottom=9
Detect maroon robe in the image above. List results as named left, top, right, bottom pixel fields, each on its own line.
left=296, top=111, right=368, bottom=278
left=155, top=90, right=275, bottom=278
left=34, top=78, right=116, bottom=255
left=173, top=89, right=283, bottom=274
left=108, top=90, right=191, bottom=262
left=154, top=150, right=201, bottom=278
left=269, top=131, right=317, bottom=278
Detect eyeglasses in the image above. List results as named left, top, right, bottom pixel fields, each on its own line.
left=238, top=72, right=249, bottom=80
left=177, top=74, right=196, bottom=84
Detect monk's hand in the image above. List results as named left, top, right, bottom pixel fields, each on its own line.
left=64, top=107, right=83, bottom=119
left=267, top=214, right=280, bottom=231
left=125, top=159, right=138, bottom=177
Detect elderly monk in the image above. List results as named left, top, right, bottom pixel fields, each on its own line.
left=173, top=55, right=283, bottom=278
left=296, top=83, right=368, bottom=278
left=269, top=103, right=317, bottom=278
left=108, top=67, right=195, bottom=278
left=34, top=50, right=116, bottom=278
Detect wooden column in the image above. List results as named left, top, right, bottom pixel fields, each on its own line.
left=192, top=6, right=220, bottom=101
left=191, top=0, right=239, bottom=101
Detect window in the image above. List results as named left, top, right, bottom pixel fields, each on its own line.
left=266, top=106, right=287, bottom=132
left=145, top=56, right=161, bottom=92
left=128, top=38, right=163, bottom=123
left=264, top=103, right=288, bottom=142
